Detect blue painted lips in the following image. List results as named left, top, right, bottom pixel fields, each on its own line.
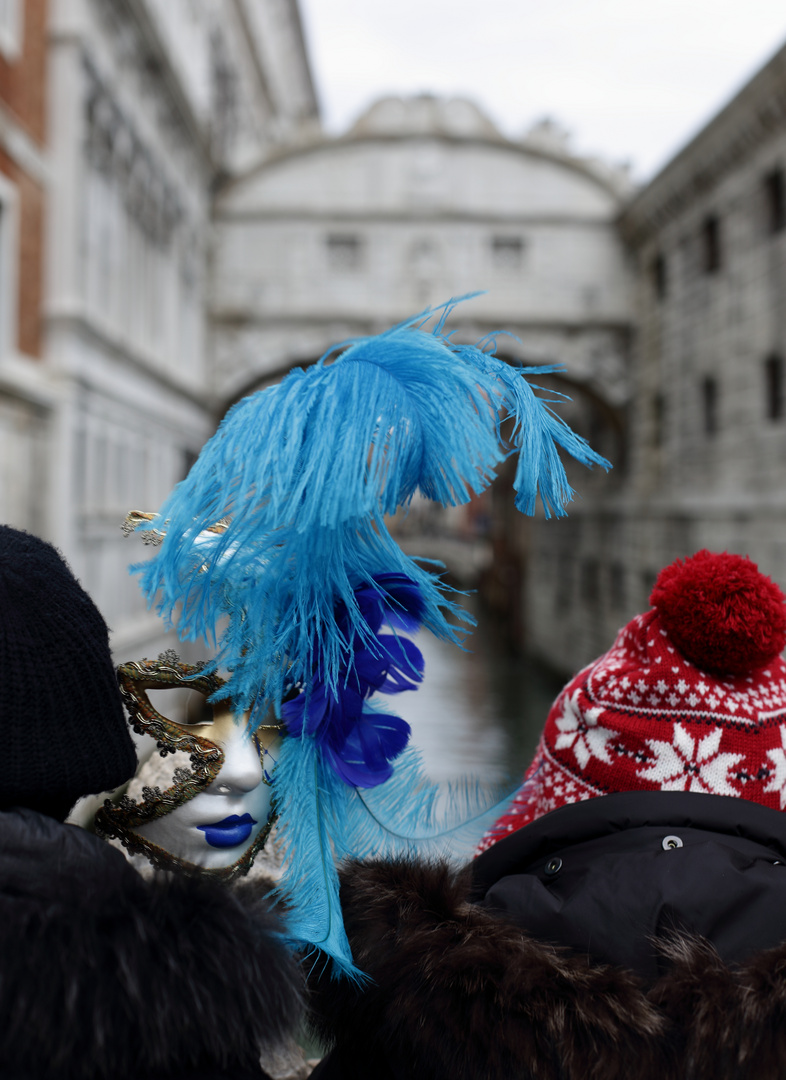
left=197, top=813, right=257, bottom=849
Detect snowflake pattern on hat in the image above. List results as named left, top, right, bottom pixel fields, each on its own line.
left=638, top=724, right=744, bottom=797
left=553, top=691, right=614, bottom=768
left=478, top=573, right=786, bottom=855
left=764, top=726, right=786, bottom=808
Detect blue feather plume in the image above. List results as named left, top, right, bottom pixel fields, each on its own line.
left=272, top=737, right=519, bottom=980
left=135, top=298, right=609, bottom=718
left=131, top=296, right=610, bottom=975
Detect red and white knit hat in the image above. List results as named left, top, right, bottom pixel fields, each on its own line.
left=478, top=550, right=786, bottom=853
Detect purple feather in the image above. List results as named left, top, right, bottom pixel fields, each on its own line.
left=281, top=574, right=424, bottom=787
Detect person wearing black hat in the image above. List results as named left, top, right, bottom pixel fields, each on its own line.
left=0, top=527, right=303, bottom=1080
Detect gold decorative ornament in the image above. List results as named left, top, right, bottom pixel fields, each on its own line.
left=95, top=651, right=282, bottom=882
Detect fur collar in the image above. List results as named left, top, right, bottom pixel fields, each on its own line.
left=0, top=809, right=302, bottom=1080
left=308, top=857, right=786, bottom=1080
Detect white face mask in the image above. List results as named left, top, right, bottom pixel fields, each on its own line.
left=134, top=698, right=281, bottom=870
left=94, top=654, right=283, bottom=880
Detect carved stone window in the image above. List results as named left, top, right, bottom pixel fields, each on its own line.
left=326, top=234, right=363, bottom=271
left=83, top=63, right=183, bottom=250
left=651, top=253, right=667, bottom=299
left=491, top=236, right=524, bottom=270
left=580, top=558, right=600, bottom=606
left=764, top=169, right=786, bottom=235
left=701, top=215, right=721, bottom=274
left=764, top=354, right=784, bottom=420
left=210, top=29, right=237, bottom=162
left=640, top=569, right=657, bottom=606
left=609, top=562, right=626, bottom=610
left=652, top=392, right=666, bottom=447
left=701, top=376, right=719, bottom=435
left=554, top=551, right=573, bottom=613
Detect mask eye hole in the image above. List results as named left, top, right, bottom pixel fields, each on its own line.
left=183, top=689, right=214, bottom=726
left=145, top=688, right=214, bottom=727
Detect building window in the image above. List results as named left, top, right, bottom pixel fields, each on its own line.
left=491, top=236, right=524, bottom=270
left=764, top=169, right=786, bottom=235
left=580, top=558, right=600, bottom=606
left=641, top=569, right=657, bottom=605
left=764, top=354, right=784, bottom=420
left=181, top=447, right=199, bottom=481
left=554, top=552, right=573, bottom=613
left=0, top=0, right=21, bottom=60
left=609, top=562, right=626, bottom=610
left=701, top=215, right=721, bottom=273
left=651, top=253, right=667, bottom=299
left=652, top=392, right=666, bottom=447
left=326, top=234, right=363, bottom=271
left=210, top=29, right=238, bottom=161
left=701, top=376, right=719, bottom=435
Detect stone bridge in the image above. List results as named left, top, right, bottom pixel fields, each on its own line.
left=208, top=94, right=634, bottom=432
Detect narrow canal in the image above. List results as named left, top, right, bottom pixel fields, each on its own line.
left=392, top=595, right=565, bottom=786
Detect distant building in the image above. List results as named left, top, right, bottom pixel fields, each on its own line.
left=7, top=5, right=784, bottom=687
left=210, top=93, right=633, bottom=654
left=527, top=41, right=786, bottom=677
left=0, top=0, right=317, bottom=662
left=210, top=94, right=633, bottom=410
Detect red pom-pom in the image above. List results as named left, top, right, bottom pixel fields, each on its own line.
left=650, top=550, right=786, bottom=676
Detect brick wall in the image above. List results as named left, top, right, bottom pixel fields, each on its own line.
left=0, top=0, right=47, bottom=144
left=0, top=0, right=47, bottom=358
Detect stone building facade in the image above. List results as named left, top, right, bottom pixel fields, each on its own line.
left=6, top=4, right=784, bottom=687
left=210, top=97, right=633, bottom=415
left=2, top=0, right=316, bottom=663
left=527, top=40, right=786, bottom=676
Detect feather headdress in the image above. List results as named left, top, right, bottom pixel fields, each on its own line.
left=131, top=297, right=610, bottom=975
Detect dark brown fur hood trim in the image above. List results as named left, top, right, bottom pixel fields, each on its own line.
left=648, top=935, right=786, bottom=1080
left=310, top=858, right=786, bottom=1080
left=308, top=858, right=669, bottom=1080
left=0, top=811, right=303, bottom=1080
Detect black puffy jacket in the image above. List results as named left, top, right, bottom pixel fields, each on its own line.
left=0, top=808, right=303, bottom=1080
left=310, top=791, right=786, bottom=1079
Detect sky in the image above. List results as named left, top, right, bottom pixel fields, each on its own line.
left=298, top=0, right=786, bottom=182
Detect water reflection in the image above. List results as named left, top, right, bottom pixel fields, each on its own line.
left=392, top=597, right=563, bottom=785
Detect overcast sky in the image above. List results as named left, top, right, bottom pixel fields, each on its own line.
left=298, top=1, right=786, bottom=181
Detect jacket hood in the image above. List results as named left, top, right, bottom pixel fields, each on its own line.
left=0, top=809, right=303, bottom=1080
left=310, top=792, right=786, bottom=1080
left=473, top=790, right=786, bottom=979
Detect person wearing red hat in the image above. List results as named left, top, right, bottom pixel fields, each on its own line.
left=478, top=547, right=786, bottom=845
left=308, top=550, right=786, bottom=1080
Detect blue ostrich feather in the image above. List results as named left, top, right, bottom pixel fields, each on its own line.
left=134, top=298, right=608, bottom=719
left=130, top=296, right=611, bottom=975
left=273, top=737, right=520, bottom=976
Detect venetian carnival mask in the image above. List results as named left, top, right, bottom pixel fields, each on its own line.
left=109, top=302, right=611, bottom=975
left=95, top=651, right=282, bottom=880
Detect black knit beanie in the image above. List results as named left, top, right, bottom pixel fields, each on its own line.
left=0, top=526, right=137, bottom=817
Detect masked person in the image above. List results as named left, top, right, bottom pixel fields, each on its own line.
left=103, top=300, right=610, bottom=984
left=0, top=526, right=302, bottom=1080
left=92, top=301, right=611, bottom=1080
left=308, top=551, right=786, bottom=1080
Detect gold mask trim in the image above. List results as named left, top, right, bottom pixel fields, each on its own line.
left=94, top=650, right=282, bottom=882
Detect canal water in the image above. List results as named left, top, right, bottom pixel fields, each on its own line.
left=391, top=595, right=564, bottom=787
